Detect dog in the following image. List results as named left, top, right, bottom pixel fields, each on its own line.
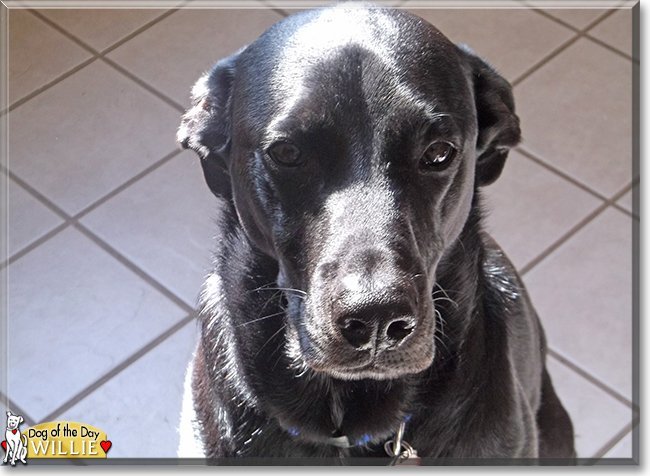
left=4, top=411, right=27, bottom=466
left=177, top=2, right=575, bottom=462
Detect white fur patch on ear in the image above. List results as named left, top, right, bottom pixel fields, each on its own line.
left=177, top=72, right=212, bottom=155
left=178, top=348, right=206, bottom=458
left=190, top=73, right=211, bottom=102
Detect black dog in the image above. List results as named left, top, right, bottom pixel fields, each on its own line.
left=177, top=2, right=575, bottom=462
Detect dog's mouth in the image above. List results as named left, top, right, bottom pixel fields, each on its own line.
left=308, top=355, right=434, bottom=380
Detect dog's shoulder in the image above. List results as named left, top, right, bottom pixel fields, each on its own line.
left=481, top=232, right=544, bottom=397
left=481, top=233, right=524, bottom=306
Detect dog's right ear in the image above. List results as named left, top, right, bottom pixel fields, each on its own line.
left=178, top=50, right=243, bottom=200
left=459, top=46, right=521, bottom=187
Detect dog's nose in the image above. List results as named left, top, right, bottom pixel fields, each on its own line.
left=335, top=301, right=416, bottom=350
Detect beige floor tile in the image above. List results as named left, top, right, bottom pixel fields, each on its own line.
left=541, top=8, right=606, bottom=29
left=525, top=207, right=632, bottom=400
left=403, top=7, right=573, bottom=81
left=266, top=0, right=404, bottom=8
left=482, top=150, right=602, bottom=270
left=515, top=38, right=632, bottom=197
left=186, top=0, right=269, bottom=5
left=7, top=177, right=64, bottom=258
left=8, top=60, right=181, bottom=216
left=264, top=0, right=338, bottom=7
left=7, top=227, right=188, bottom=423
left=39, top=9, right=169, bottom=52
left=404, top=0, right=526, bottom=6
left=546, top=358, right=632, bottom=458
left=602, top=429, right=634, bottom=459
left=106, top=9, right=284, bottom=107
left=617, top=184, right=637, bottom=217
left=57, top=320, right=199, bottom=458
left=80, top=151, right=220, bottom=306
left=8, top=9, right=92, bottom=105
left=588, top=8, right=634, bottom=58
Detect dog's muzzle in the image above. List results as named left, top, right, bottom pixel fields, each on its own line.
left=290, top=246, right=435, bottom=380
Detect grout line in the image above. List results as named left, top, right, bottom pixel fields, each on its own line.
left=584, top=33, right=635, bottom=63
left=591, top=418, right=638, bottom=460
left=72, top=149, right=182, bottom=221
left=548, top=349, right=636, bottom=411
left=582, top=7, right=620, bottom=32
left=74, top=222, right=195, bottom=314
left=2, top=148, right=182, bottom=269
left=531, top=8, right=582, bottom=33
left=272, top=7, right=291, bottom=17
left=100, top=56, right=185, bottom=112
left=0, top=222, right=70, bottom=271
left=519, top=180, right=634, bottom=276
left=515, top=146, right=610, bottom=202
left=511, top=35, right=581, bottom=87
left=512, top=9, right=617, bottom=87
left=2, top=57, right=99, bottom=115
left=615, top=175, right=640, bottom=219
left=267, top=6, right=293, bottom=17
left=42, top=6, right=186, bottom=113
left=4, top=169, right=70, bottom=220
left=535, top=4, right=636, bottom=65
left=517, top=147, right=638, bottom=220
left=40, top=314, right=197, bottom=424
left=0, top=393, right=37, bottom=427
left=29, top=9, right=101, bottom=56
left=97, top=8, right=181, bottom=57
left=4, top=158, right=199, bottom=323
left=5, top=8, right=185, bottom=115
left=519, top=202, right=608, bottom=276
left=611, top=202, right=635, bottom=220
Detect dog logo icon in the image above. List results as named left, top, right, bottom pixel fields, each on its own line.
left=3, top=411, right=28, bottom=466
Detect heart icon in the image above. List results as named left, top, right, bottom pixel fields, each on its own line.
left=1, top=441, right=6, bottom=451
left=12, top=430, right=17, bottom=435
left=100, top=441, right=112, bottom=453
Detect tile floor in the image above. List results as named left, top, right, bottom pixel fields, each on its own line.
left=1, top=0, right=638, bottom=464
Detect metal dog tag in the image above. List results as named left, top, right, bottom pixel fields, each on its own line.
left=394, top=449, right=421, bottom=466
left=385, top=435, right=420, bottom=466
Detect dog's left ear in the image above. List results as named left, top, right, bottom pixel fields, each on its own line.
left=461, top=47, right=521, bottom=187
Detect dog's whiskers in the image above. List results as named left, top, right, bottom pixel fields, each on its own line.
left=248, top=284, right=307, bottom=297
left=254, top=289, right=284, bottom=318
left=253, top=323, right=287, bottom=360
left=433, top=308, right=452, bottom=356
left=433, top=295, right=459, bottom=308
left=238, top=311, right=286, bottom=327
left=432, top=283, right=459, bottom=309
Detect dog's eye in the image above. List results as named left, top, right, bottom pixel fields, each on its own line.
left=420, top=141, right=456, bottom=169
left=266, top=141, right=303, bottom=167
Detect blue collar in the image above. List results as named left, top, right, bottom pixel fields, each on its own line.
left=287, top=414, right=412, bottom=449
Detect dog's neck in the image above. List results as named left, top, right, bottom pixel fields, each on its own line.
left=199, top=196, right=491, bottom=455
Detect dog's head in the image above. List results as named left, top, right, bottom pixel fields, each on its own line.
left=6, top=411, right=23, bottom=431
left=179, top=4, right=519, bottom=380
